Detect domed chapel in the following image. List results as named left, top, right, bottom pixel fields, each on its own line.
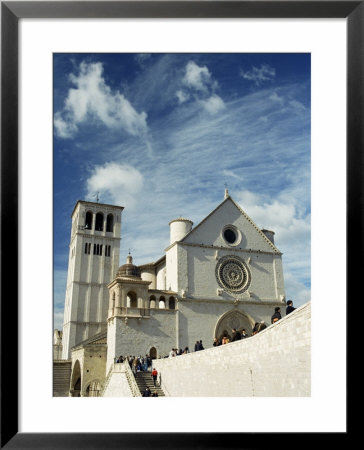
left=56, top=190, right=286, bottom=396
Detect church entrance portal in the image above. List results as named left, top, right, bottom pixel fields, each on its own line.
left=215, top=310, right=253, bottom=341
left=150, top=347, right=157, bottom=359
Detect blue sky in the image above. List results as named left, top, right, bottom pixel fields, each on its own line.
left=53, top=53, right=311, bottom=330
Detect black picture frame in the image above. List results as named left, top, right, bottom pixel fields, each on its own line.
left=1, top=1, right=356, bottom=448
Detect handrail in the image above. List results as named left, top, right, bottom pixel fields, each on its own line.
left=124, top=362, right=142, bottom=397
left=100, top=364, right=114, bottom=397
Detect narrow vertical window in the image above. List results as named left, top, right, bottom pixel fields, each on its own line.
left=84, top=243, right=88, bottom=254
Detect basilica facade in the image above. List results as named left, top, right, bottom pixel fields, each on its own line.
left=57, top=190, right=286, bottom=396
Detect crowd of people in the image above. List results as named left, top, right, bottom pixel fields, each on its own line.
left=168, top=347, right=190, bottom=357
left=114, top=354, right=153, bottom=374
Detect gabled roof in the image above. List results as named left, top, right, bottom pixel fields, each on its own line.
left=71, top=330, right=107, bottom=350
left=179, top=195, right=281, bottom=254
left=139, top=255, right=166, bottom=270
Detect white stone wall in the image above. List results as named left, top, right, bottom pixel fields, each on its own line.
left=169, top=219, right=193, bottom=244
left=140, top=268, right=156, bottom=289
left=106, top=310, right=178, bottom=373
left=153, top=302, right=311, bottom=397
left=156, top=263, right=166, bottom=290
left=103, top=364, right=133, bottom=397
left=166, top=244, right=178, bottom=292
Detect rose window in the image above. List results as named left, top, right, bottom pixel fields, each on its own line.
left=215, top=255, right=250, bottom=294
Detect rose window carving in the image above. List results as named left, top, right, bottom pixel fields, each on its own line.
left=215, top=255, right=250, bottom=294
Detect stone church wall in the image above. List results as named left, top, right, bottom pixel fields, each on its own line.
left=184, top=245, right=283, bottom=302
left=177, top=298, right=284, bottom=352
left=153, top=302, right=311, bottom=397
left=106, top=310, right=178, bottom=373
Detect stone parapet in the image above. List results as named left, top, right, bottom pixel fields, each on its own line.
left=153, top=302, right=311, bottom=397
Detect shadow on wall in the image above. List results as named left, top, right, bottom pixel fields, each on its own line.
left=126, top=315, right=171, bottom=338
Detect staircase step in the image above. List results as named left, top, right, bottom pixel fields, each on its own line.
left=134, top=372, right=166, bottom=396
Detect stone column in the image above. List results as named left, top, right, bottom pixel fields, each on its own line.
left=114, top=284, right=122, bottom=316
left=120, top=289, right=126, bottom=311
left=137, top=291, right=143, bottom=309
left=108, top=290, right=114, bottom=318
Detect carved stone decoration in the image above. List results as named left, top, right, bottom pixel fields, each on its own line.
left=215, top=255, right=251, bottom=294
left=227, top=313, right=242, bottom=330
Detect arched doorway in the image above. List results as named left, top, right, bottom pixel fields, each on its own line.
left=150, top=347, right=157, bottom=359
left=214, top=310, right=253, bottom=341
left=70, top=360, right=82, bottom=397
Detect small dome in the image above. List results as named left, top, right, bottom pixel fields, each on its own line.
left=116, top=254, right=141, bottom=278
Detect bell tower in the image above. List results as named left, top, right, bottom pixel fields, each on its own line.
left=62, top=200, right=124, bottom=359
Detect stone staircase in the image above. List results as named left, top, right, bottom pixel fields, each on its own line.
left=53, top=360, right=72, bottom=397
left=134, top=371, right=165, bottom=397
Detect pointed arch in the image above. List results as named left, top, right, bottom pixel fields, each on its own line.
left=70, top=360, right=82, bottom=397
left=214, top=309, right=254, bottom=340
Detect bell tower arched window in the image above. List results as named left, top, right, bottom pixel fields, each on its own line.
left=85, top=211, right=93, bottom=230
left=95, top=213, right=104, bottom=231
left=106, top=214, right=114, bottom=232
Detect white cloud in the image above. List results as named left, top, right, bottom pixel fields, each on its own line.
left=240, top=64, right=276, bottom=85
left=176, top=89, right=190, bottom=104
left=201, top=95, right=225, bottom=114
left=183, top=60, right=212, bottom=92
left=86, top=162, right=143, bottom=209
left=177, top=61, right=225, bottom=114
left=236, top=192, right=310, bottom=248
left=269, top=92, right=285, bottom=105
left=54, top=61, right=148, bottom=138
left=222, top=169, right=244, bottom=181
left=289, top=99, right=306, bottom=112
left=53, top=111, right=77, bottom=138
